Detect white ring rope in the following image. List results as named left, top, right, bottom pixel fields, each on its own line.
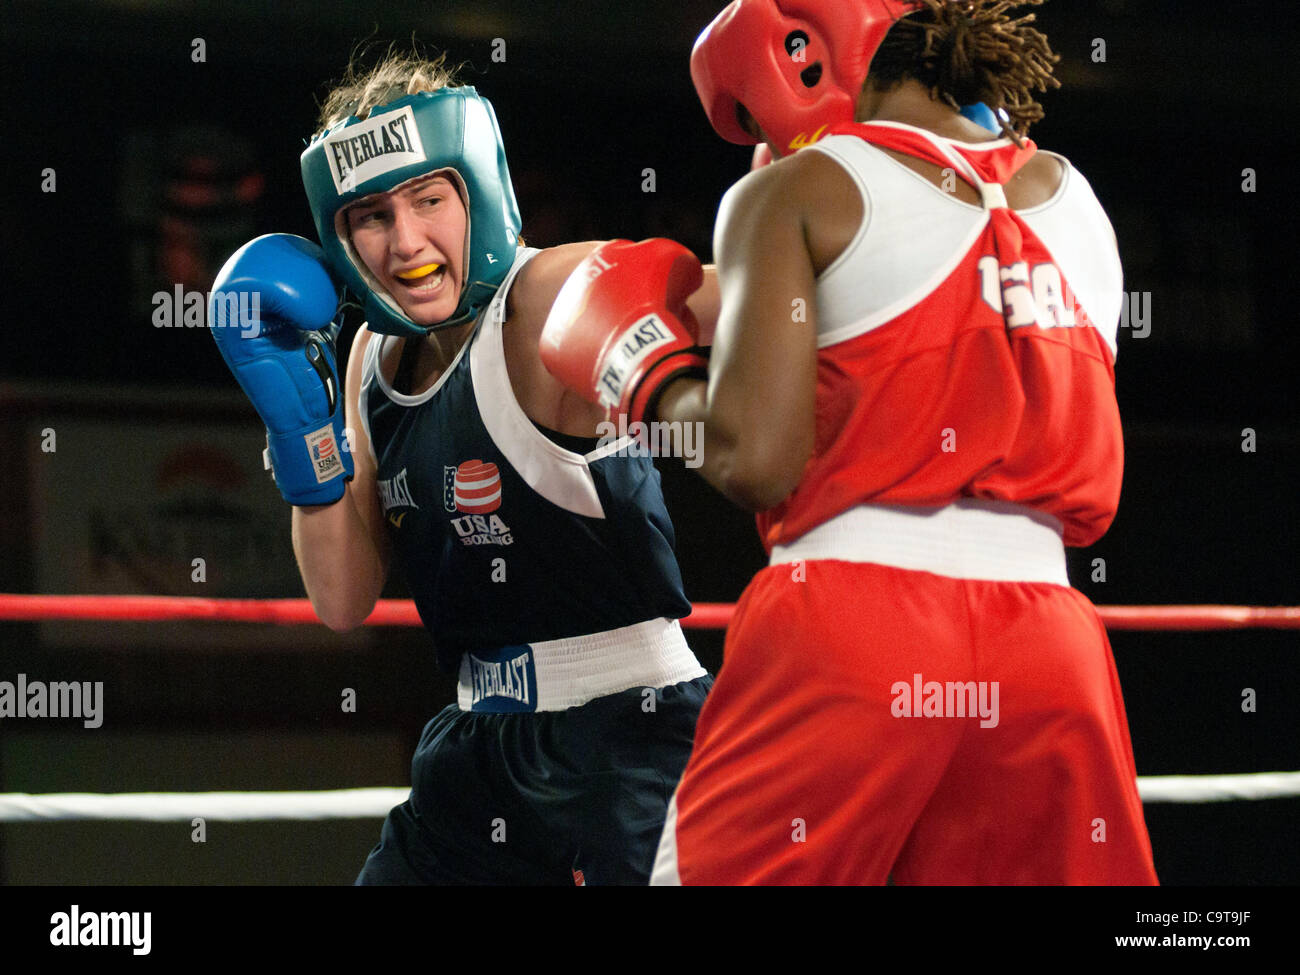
left=0, top=788, right=410, bottom=822
left=0, top=773, right=1297, bottom=822
left=1137, top=771, right=1300, bottom=803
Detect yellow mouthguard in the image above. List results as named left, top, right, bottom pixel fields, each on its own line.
left=394, top=263, right=443, bottom=280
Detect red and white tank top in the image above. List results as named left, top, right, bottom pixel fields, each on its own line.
left=757, top=121, right=1125, bottom=552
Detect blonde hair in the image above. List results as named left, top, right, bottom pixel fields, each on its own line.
left=315, top=50, right=461, bottom=135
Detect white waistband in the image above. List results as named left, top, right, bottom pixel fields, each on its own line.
left=456, top=617, right=705, bottom=713
left=769, top=499, right=1069, bottom=585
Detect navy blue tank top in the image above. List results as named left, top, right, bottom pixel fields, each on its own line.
left=361, top=249, right=691, bottom=671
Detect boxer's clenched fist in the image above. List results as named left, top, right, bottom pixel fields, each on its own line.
left=209, top=234, right=352, bottom=506
left=540, top=239, right=708, bottom=426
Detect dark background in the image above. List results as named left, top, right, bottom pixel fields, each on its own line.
left=1, top=0, right=1296, bottom=885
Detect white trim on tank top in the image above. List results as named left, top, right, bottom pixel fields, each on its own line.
left=808, top=123, right=1122, bottom=357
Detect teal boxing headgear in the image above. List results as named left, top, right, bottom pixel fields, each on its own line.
left=300, top=86, right=522, bottom=337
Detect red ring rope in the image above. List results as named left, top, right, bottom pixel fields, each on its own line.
left=0, top=594, right=1297, bottom=630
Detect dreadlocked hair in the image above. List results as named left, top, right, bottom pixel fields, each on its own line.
left=870, top=0, right=1061, bottom=144
left=315, top=48, right=462, bottom=136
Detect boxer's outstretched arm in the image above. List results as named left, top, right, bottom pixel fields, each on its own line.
left=292, top=326, right=391, bottom=631
left=658, top=162, right=819, bottom=511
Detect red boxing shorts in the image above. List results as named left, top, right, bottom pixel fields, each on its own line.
left=654, top=559, right=1158, bottom=885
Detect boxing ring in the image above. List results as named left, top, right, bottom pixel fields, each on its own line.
left=2, top=594, right=1298, bottom=823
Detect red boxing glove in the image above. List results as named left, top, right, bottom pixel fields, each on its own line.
left=540, top=239, right=708, bottom=425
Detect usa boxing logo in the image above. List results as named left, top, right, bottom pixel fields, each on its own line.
left=305, top=426, right=345, bottom=483
left=453, top=460, right=501, bottom=514
left=448, top=460, right=513, bottom=546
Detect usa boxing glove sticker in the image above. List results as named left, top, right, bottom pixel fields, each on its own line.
left=305, top=426, right=346, bottom=483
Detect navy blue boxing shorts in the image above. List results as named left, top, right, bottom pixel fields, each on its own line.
left=355, top=674, right=711, bottom=885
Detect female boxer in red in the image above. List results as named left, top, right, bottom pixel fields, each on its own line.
left=541, top=0, right=1159, bottom=885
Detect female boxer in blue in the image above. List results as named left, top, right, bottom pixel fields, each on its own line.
left=210, top=54, right=716, bottom=884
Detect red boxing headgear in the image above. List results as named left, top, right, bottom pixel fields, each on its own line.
left=691, top=0, right=920, bottom=156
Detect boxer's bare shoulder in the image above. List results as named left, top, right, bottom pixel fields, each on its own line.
left=505, top=241, right=604, bottom=337
left=502, top=242, right=610, bottom=434
left=719, top=150, right=863, bottom=278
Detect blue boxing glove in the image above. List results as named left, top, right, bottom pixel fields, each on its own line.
left=209, top=234, right=353, bottom=505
